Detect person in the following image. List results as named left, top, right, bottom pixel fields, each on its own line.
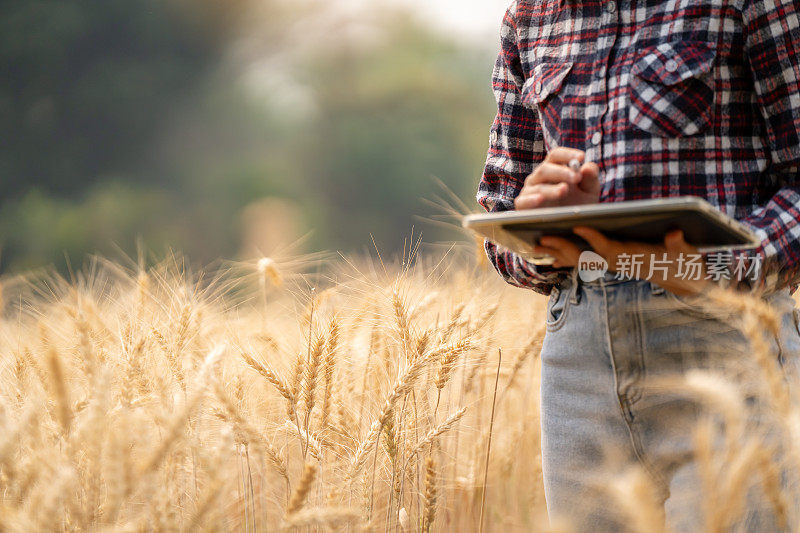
left=477, top=0, right=800, bottom=529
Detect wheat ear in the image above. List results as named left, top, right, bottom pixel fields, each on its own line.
left=240, top=351, right=296, bottom=415
left=286, top=462, right=318, bottom=516
left=321, top=316, right=340, bottom=429
left=349, top=340, right=467, bottom=479
left=422, top=456, right=437, bottom=532
left=404, top=407, right=467, bottom=468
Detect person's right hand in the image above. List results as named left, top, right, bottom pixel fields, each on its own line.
left=514, top=147, right=601, bottom=209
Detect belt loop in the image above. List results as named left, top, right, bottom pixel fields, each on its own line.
left=569, top=267, right=581, bottom=305
left=650, top=282, right=665, bottom=295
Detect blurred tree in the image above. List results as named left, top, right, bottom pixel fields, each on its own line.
left=0, top=0, right=238, bottom=199
left=0, top=1, right=498, bottom=274
left=296, top=12, right=494, bottom=254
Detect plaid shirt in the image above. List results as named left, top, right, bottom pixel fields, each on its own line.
left=477, top=0, right=800, bottom=296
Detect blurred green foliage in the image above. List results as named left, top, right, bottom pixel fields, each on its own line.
left=0, top=1, right=497, bottom=273
left=0, top=0, right=222, bottom=199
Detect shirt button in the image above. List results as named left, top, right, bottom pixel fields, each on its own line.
left=490, top=131, right=498, bottom=144
left=591, top=131, right=602, bottom=145
left=534, top=81, right=542, bottom=94
left=606, top=1, right=616, bottom=13
left=665, top=59, right=678, bottom=73
left=597, top=65, right=606, bottom=78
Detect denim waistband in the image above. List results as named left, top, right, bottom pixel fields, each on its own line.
left=557, top=266, right=793, bottom=304
left=556, top=267, right=659, bottom=306
left=560, top=267, right=643, bottom=288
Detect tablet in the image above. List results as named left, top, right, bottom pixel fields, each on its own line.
left=463, top=196, right=761, bottom=266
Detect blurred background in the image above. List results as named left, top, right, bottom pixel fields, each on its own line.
left=0, top=0, right=509, bottom=274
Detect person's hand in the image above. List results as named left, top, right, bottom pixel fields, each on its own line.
left=514, top=147, right=602, bottom=209
left=532, top=227, right=711, bottom=296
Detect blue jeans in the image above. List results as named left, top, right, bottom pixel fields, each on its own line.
left=540, top=269, right=800, bottom=531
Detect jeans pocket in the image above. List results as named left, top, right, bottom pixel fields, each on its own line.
left=545, top=283, right=572, bottom=331
left=663, top=289, right=718, bottom=319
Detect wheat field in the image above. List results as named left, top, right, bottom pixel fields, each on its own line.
left=0, top=248, right=798, bottom=532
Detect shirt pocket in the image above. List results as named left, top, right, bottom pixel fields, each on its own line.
left=522, top=61, right=574, bottom=148
left=628, top=41, right=716, bottom=138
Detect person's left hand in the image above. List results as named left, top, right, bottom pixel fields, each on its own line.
left=532, top=226, right=710, bottom=296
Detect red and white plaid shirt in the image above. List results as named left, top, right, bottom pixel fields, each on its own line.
left=477, top=0, right=800, bottom=296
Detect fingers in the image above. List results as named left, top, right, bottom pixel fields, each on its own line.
left=544, top=147, right=585, bottom=165
left=572, top=226, right=615, bottom=256
left=514, top=194, right=543, bottom=210
left=532, top=244, right=565, bottom=267
left=526, top=162, right=582, bottom=186
left=573, top=226, right=692, bottom=258
left=578, top=162, right=601, bottom=193
left=664, top=229, right=698, bottom=254
left=514, top=182, right=568, bottom=209
left=534, top=236, right=582, bottom=268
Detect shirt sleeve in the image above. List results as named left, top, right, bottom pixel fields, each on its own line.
left=730, top=0, right=800, bottom=293
left=476, top=2, right=569, bottom=296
